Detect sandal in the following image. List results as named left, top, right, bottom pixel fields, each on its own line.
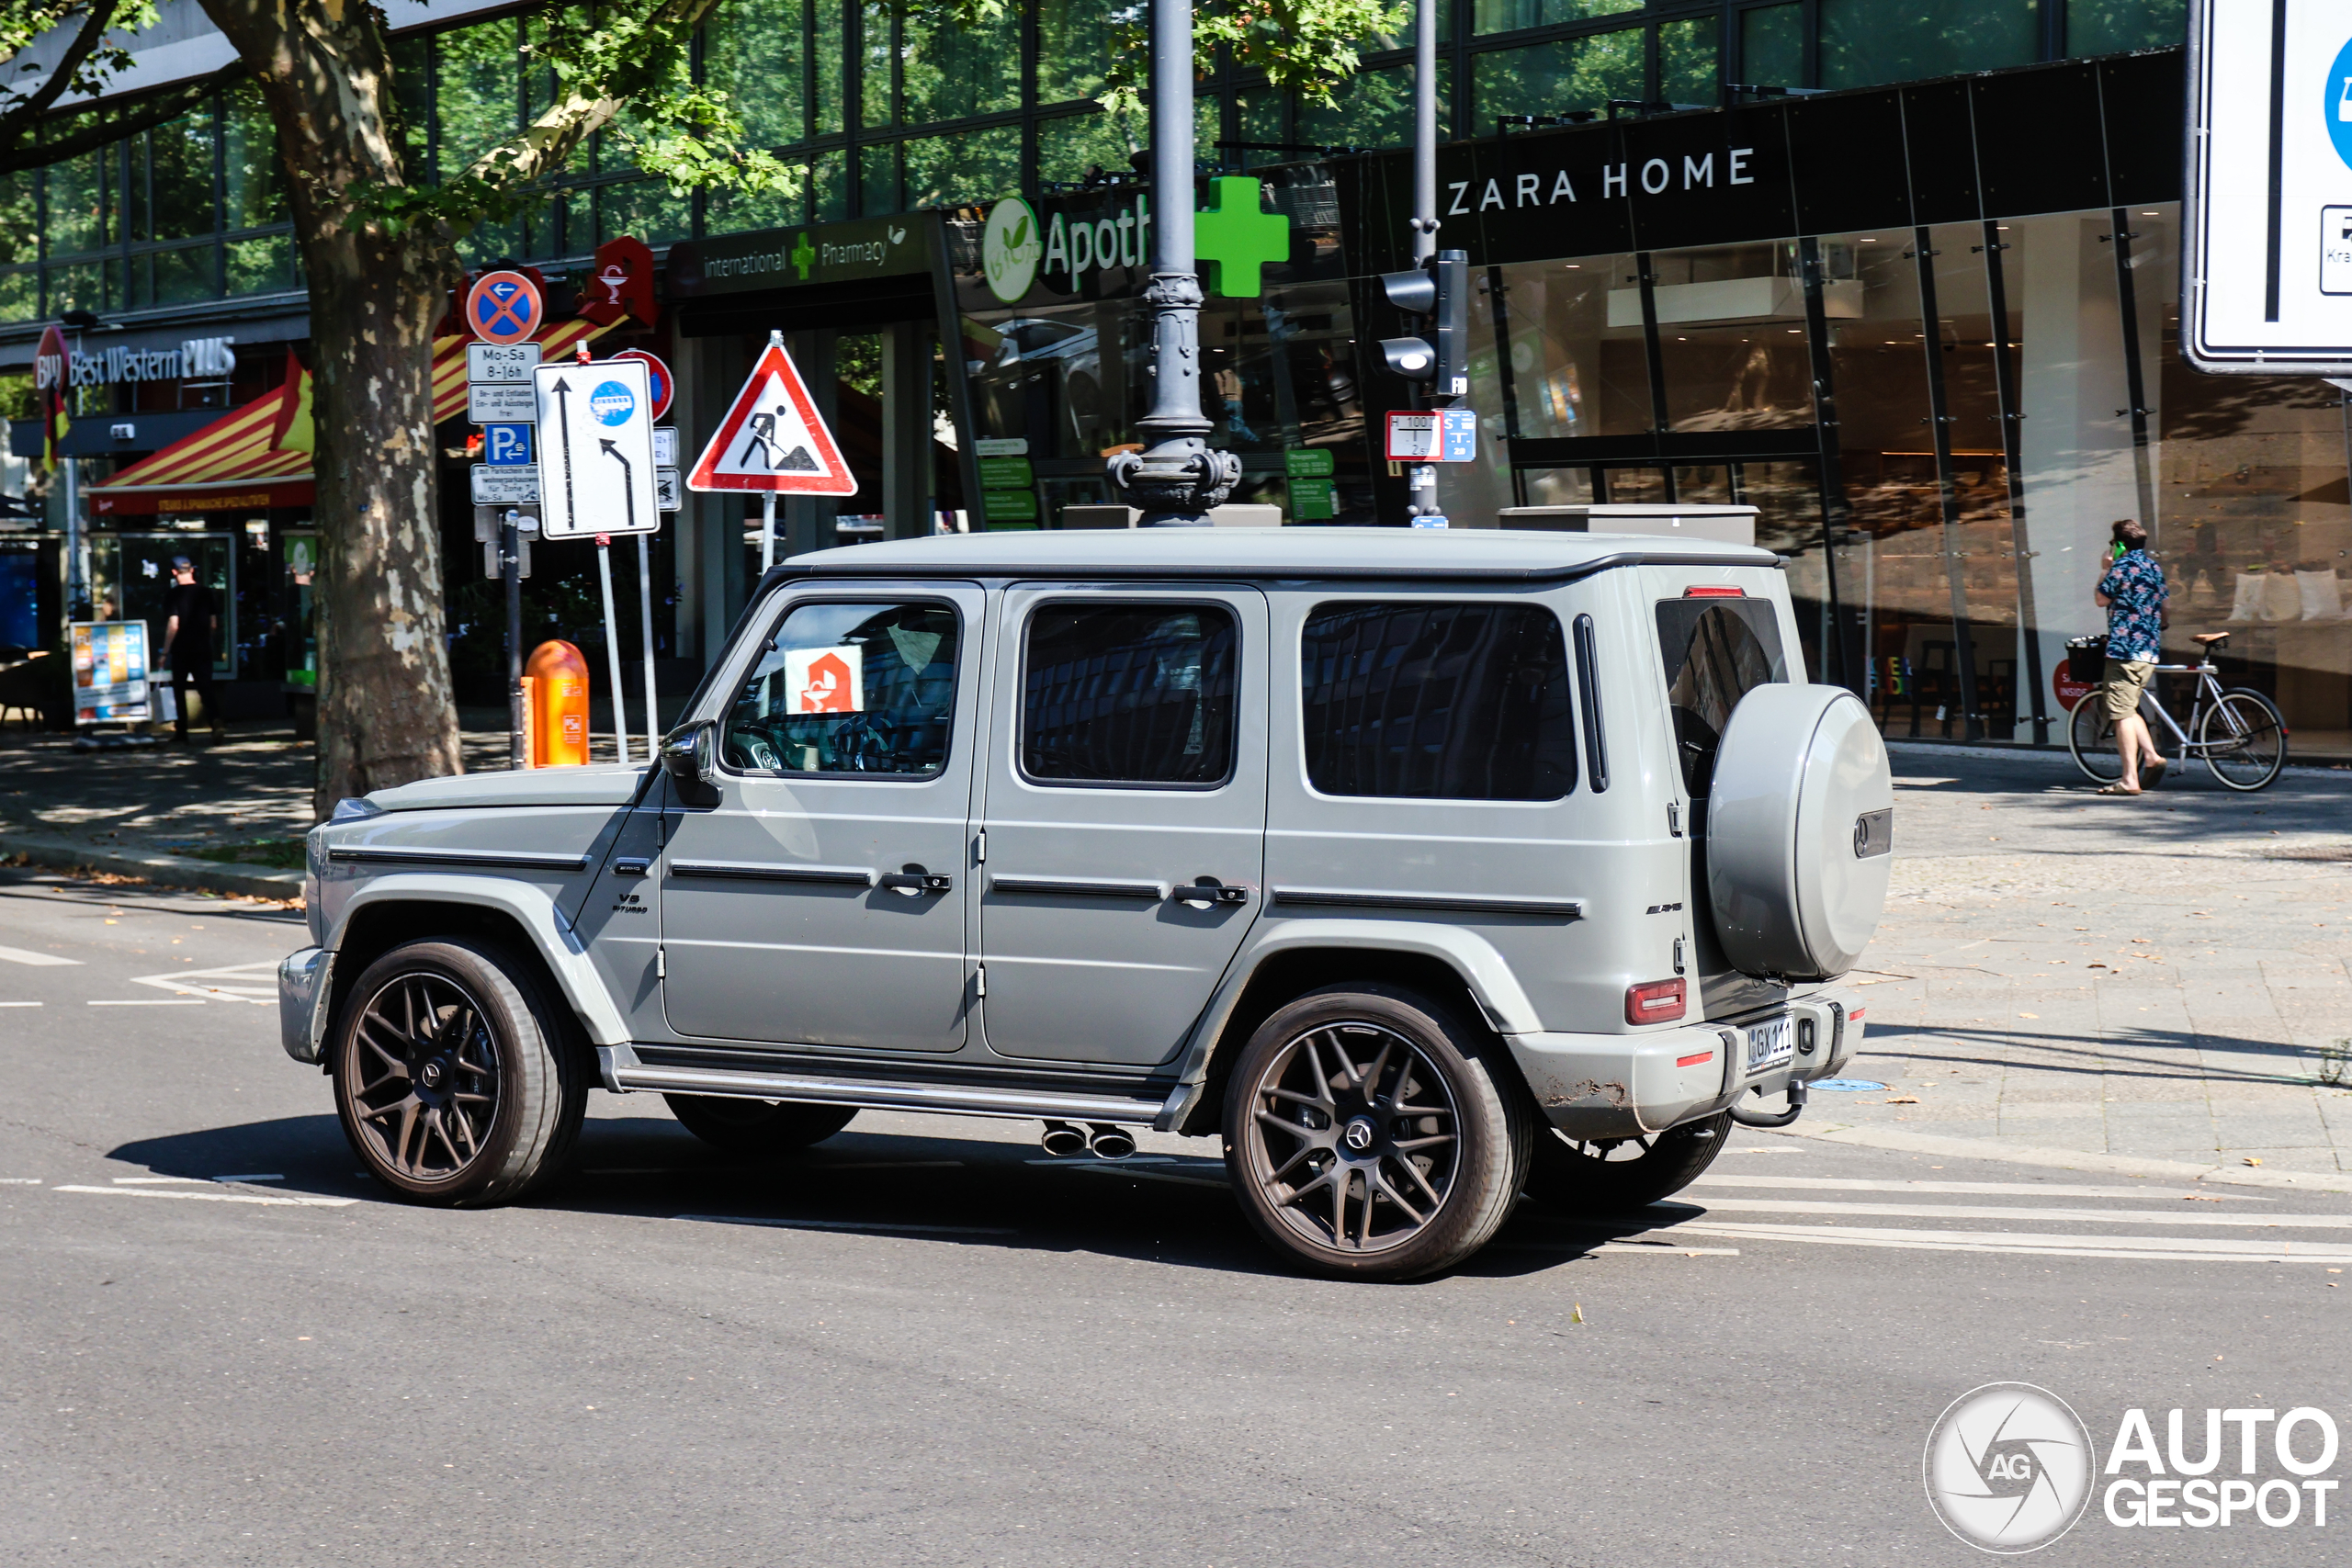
left=2094, top=783, right=2143, bottom=796
left=2143, top=758, right=2167, bottom=789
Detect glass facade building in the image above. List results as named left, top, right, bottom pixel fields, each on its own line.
left=21, top=0, right=2352, bottom=762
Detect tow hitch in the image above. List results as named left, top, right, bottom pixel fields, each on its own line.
left=1729, top=1077, right=1808, bottom=1129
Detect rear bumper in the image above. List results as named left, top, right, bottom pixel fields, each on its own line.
left=1504, top=986, right=1864, bottom=1139
left=278, top=946, right=332, bottom=1065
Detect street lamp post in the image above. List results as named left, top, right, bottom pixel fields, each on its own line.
left=1104, top=0, right=1240, bottom=528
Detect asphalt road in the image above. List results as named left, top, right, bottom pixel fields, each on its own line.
left=5, top=863, right=2350, bottom=1566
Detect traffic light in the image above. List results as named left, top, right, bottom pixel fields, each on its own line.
left=1376, top=251, right=1470, bottom=400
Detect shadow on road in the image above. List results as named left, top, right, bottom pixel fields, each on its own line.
left=105, top=1112, right=1687, bottom=1281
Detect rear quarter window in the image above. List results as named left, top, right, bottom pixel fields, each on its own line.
left=1300, top=601, right=1576, bottom=800
left=1655, top=597, right=1788, bottom=796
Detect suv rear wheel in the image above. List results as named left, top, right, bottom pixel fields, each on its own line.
left=1521, top=1110, right=1734, bottom=1213
left=1224, top=984, right=1530, bottom=1281
left=332, top=939, right=587, bottom=1206
left=664, top=1096, right=858, bottom=1154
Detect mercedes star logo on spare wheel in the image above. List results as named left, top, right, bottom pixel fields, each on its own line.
left=1923, top=1382, right=2097, bottom=1554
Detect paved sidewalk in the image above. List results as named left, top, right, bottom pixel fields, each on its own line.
left=1822, top=742, right=2352, bottom=1180
left=0, top=722, right=513, bottom=897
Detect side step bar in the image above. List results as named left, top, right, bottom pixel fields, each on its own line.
left=597, top=1045, right=1181, bottom=1129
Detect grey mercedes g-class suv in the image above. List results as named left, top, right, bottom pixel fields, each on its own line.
left=280, top=526, right=1891, bottom=1280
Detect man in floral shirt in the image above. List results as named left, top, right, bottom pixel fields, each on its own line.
left=2093, top=518, right=2169, bottom=794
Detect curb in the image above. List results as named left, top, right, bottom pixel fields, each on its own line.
left=0, top=831, right=305, bottom=902
left=1786, top=1120, right=2352, bottom=1195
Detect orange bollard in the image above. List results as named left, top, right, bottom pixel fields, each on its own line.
left=525, top=639, right=591, bottom=766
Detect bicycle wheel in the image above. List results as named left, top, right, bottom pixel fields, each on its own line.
left=2067, top=696, right=2123, bottom=784
left=2198, top=689, right=2287, bottom=791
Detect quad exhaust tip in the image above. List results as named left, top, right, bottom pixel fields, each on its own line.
left=1040, top=1121, right=1136, bottom=1159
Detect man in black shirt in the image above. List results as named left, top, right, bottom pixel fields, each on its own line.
left=162, top=556, right=225, bottom=742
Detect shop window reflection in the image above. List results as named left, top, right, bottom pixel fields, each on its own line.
left=1650, top=242, right=1815, bottom=433
left=1490, top=254, right=1651, bottom=438
left=2148, top=201, right=2352, bottom=757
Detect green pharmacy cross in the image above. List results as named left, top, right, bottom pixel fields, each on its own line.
left=1194, top=177, right=1291, bottom=299
left=790, top=232, right=817, bottom=280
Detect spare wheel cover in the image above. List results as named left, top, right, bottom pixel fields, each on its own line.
left=1704, top=684, right=1893, bottom=981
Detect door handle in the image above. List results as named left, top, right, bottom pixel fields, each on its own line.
left=1174, top=877, right=1251, bottom=908
left=878, top=867, right=954, bottom=896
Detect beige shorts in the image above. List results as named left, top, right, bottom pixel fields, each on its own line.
left=2101, top=657, right=2155, bottom=721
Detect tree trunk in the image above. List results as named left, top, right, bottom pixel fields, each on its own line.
left=197, top=0, right=465, bottom=818
left=302, top=226, right=465, bottom=818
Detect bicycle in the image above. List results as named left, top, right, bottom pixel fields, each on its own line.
left=2064, top=631, right=2288, bottom=791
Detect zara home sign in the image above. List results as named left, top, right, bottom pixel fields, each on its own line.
left=1446, top=148, right=1760, bottom=213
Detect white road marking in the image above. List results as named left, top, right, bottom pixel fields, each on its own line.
left=1495, top=1240, right=1741, bottom=1256
left=0, top=943, right=78, bottom=966
left=0, top=1178, right=40, bottom=1184
left=112, top=1176, right=210, bottom=1184
left=1690, top=1175, right=2276, bottom=1201
left=87, top=998, right=206, bottom=1006
left=55, top=1185, right=356, bottom=1208
left=675, top=1213, right=1015, bottom=1235
left=0, top=1000, right=44, bottom=1007
left=129, top=960, right=276, bottom=1006
left=1659, top=1220, right=2352, bottom=1265
left=1684, top=1196, right=2351, bottom=1230
left=211, top=1174, right=285, bottom=1183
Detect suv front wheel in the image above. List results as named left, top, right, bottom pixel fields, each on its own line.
left=331, top=939, right=588, bottom=1206
left=1223, top=984, right=1530, bottom=1281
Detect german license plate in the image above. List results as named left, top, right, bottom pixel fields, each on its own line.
left=1744, top=1015, right=1794, bottom=1076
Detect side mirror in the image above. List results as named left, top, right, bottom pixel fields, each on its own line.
left=661, top=721, right=718, bottom=807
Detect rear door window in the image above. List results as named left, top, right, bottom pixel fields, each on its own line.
left=1300, top=602, right=1576, bottom=800
left=1021, top=602, right=1238, bottom=786
left=1655, top=596, right=1788, bottom=796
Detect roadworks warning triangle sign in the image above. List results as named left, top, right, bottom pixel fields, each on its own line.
left=686, top=339, right=858, bottom=495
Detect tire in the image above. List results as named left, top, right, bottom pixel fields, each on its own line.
left=2067, top=696, right=2123, bottom=784
left=664, top=1096, right=858, bottom=1154
left=1222, top=984, right=1531, bottom=1281
left=2199, top=689, right=2287, bottom=791
left=332, top=939, right=588, bottom=1206
left=1521, top=1110, right=1735, bottom=1214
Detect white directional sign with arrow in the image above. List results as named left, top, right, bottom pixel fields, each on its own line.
left=532, top=359, right=660, bottom=539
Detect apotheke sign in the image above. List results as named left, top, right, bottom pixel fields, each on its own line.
left=34, top=334, right=236, bottom=390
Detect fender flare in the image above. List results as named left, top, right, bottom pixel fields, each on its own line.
left=1174, top=918, right=1544, bottom=1086
left=322, top=874, right=631, bottom=1049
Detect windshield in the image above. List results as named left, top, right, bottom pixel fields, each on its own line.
left=1654, top=597, right=1788, bottom=797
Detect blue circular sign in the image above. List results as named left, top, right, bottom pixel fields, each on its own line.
left=588, top=380, right=636, bottom=426
left=2325, top=39, right=2352, bottom=173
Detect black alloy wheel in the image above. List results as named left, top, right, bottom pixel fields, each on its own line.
left=1225, top=985, right=1527, bottom=1281
left=333, top=940, right=586, bottom=1206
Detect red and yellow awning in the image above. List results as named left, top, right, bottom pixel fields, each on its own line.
left=91, top=353, right=316, bottom=515
left=88, top=317, right=620, bottom=515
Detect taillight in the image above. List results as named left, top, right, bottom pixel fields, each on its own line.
left=1625, top=977, right=1687, bottom=1025
left=1676, top=1049, right=1714, bottom=1067
left=1683, top=585, right=1745, bottom=598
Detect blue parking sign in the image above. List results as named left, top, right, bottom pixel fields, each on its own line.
left=484, top=423, right=532, bottom=466
left=1439, top=408, right=1477, bottom=463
